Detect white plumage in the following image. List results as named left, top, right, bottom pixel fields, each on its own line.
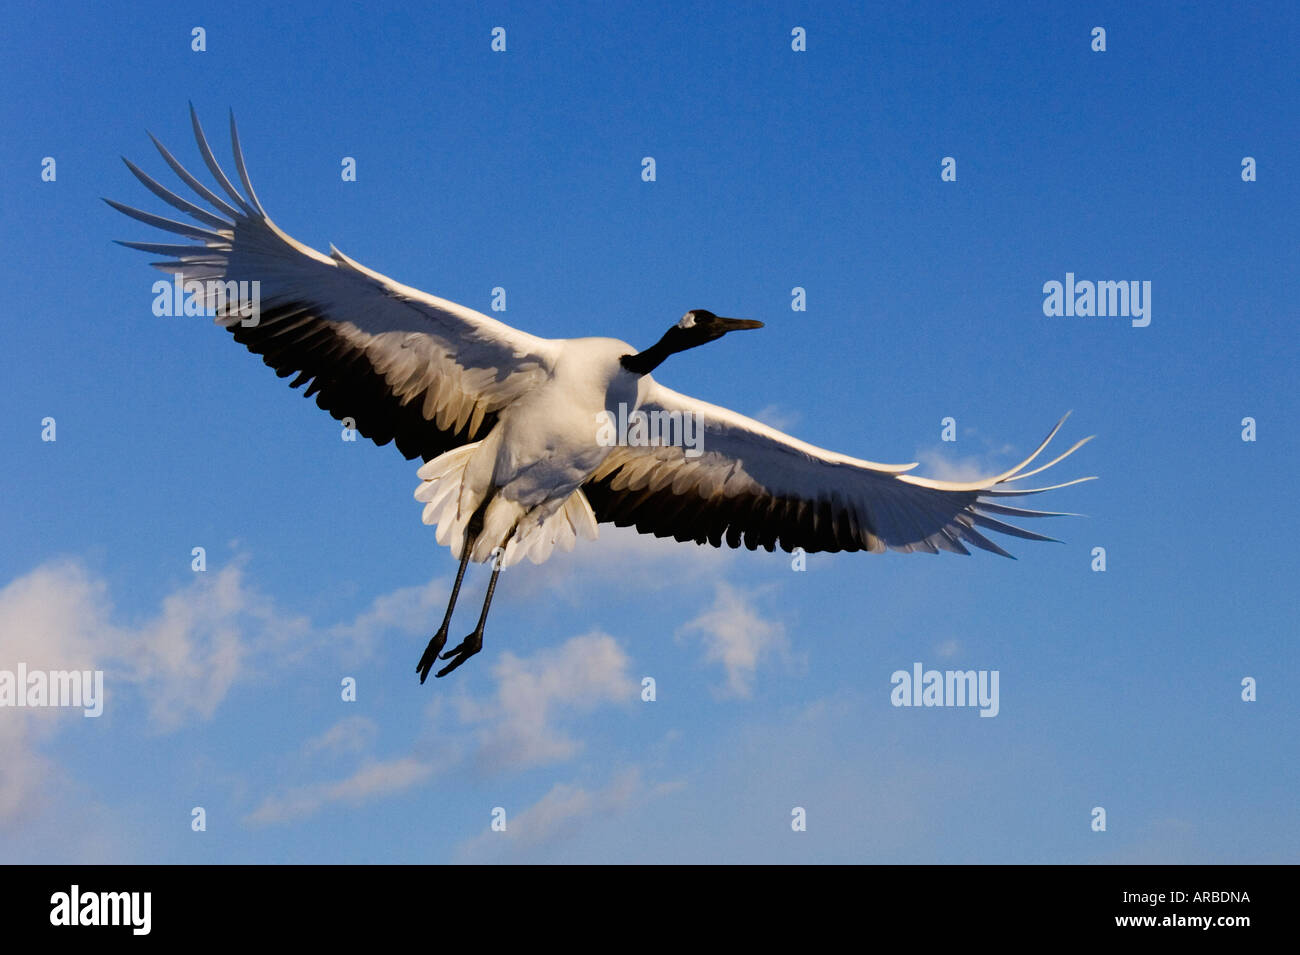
left=109, top=107, right=1094, bottom=679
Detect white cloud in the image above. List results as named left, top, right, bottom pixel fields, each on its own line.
left=328, top=577, right=449, bottom=659
left=242, top=632, right=637, bottom=827
left=677, top=582, right=789, bottom=698
left=501, top=524, right=730, bottom=605
left=934, top=639, right=961, bottom=659
left=0, top=554, right=667, bottom=837
left=0, top=557, right=322, bottom=826
left=0, top=559, right=112, bottom=666
left=452, top=632, right=636, bottom=771
left=914, top=426, right=1019, bottom=483
left=244, top=756, right=432, bottom=825
left=751, top=404, right=802, bottom=433
left=303, top=716, right=379, bottom=759
left=0, top=714, right=59, bottom=828
left=119, top=561, right=312, bottom=728
left=455, top=767, right=680, bottom=861
left=0, top=560, right=118, bottom=827
left=914, top=447, right=997, bottom=483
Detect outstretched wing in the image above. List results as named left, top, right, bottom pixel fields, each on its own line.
left=107, top=105, right=557, bottom=462
left=583, top=379, right=1095, bottom=556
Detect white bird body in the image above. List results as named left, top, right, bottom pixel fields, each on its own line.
left=108, top=108, right=1095, bottom=680
left=418, top=336, right=639, bottom=567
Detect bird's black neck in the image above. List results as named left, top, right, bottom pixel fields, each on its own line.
left=619, top=331, right=680, bottom=376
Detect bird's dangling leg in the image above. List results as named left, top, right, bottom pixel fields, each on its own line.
left=435, top=527, right=514, bottom=679
left=416, top=501, right=487, bottom=683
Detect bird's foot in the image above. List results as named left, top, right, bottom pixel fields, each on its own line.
left=416, top=626, right=450, bottom=684
left=435, top=630, right=483, bottom=678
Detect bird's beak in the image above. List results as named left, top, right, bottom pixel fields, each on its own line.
left=717, top=317, right=764, bottom=332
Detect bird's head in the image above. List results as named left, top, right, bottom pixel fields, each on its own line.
left=672, top=309, right=765, bottom=344
left=620, top=309, right=764, bottom=375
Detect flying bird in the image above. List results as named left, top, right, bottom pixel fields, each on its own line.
left=108, top=107, right=1095, bottom=682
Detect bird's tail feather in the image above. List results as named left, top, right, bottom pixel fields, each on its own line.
left=415, top=444, right=482, bottom=559
left=500, top=490, right=599, bottom=568
left=415, top=448, right=599, bottom=567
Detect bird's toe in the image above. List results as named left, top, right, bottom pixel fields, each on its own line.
left=434, top=632, right=484, bottom=678
left=416, top=627, right=450, bottom=683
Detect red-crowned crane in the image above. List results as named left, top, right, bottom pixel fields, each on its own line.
left=108, top=107, right=1094, bottom=681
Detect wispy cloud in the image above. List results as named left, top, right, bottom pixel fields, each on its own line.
left=0, top=554, right=646, bottom=832
left=934, top=639, right=961, bottom=660
left=245, top=757, right=432, bottom=825
left=243, top=632, right=638, bottom=827
left=452, top=632, right=637, bottom=772
left=0, top=556, right=388, bottom=827
left=0, top=558, right=311, bottom=825
left=303, top=716, right=379, bottom=759
left=0, top=558, right=112, bottom=670
left=0, top=713, right=60, bottom=828
left=455, top=767, right=682, bottom=861
left=915, top=425, right=1019, bottom=483
left=677, top=582, right=790, bottom=698
left=328, top=577, right=448, bottom=659
left=914, top=447, right=998, bottom=483
left=751, top=403, right=802, bottom=433
left=121, top=560, right=312, bottom=728
left=501, top=524, right=731, bottom=604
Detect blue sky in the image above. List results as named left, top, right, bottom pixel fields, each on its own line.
left=1, top=0, right=1296, bottom=863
